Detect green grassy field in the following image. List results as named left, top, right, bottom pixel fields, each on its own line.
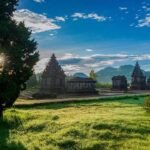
left=1, top=96, right=150, bottom=150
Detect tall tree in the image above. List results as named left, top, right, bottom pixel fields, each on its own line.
left=0, top=0, right=39, bottom=117
left=89, top=70, right=97, bottom=80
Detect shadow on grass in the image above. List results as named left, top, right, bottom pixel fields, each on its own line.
left=0, top=116, right=26, bottom=150
left=14, top=95, right=148, bottom=110
left=91, top=122, right=150, bottom=135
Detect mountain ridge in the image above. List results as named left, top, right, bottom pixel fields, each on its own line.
left=96, top=65, right=150, bottom=83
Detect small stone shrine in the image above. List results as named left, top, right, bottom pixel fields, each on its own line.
left=66, top=77, right=97, bottom=94
left=112, top=75, right=127, bottom=91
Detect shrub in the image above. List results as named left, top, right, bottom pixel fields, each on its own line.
left=144, top=97, right=150, bottom=111
left=96, top=83, right=112, bottom=89
left=133, top=96, right=139, bottom=100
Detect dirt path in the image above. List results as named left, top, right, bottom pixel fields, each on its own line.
left=15, top=91, right=150, bottom=106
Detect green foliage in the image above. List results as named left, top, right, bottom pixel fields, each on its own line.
left=0, top=74, right=19, bottom=105
left=26, top=74, right=38, bottom=88
left=1, top=96, right=150, bottom=149
left=0, top=0, right=39, bottom=108
left=96, top=83, right=112, bottom=89
left=89, top=70, right=97, bottom=80
left=144, top=97, right=150, bottom=111
left=0, top=0, right=18, bottom=19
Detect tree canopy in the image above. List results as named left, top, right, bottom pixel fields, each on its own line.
left=0, top=0, right=18, bottom=19
left=89, top=70, right=97, bottom=81
left=0, top=0, right=39, bottom=113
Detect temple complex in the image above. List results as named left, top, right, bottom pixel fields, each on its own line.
left=37, top=54, right=97, bottom=98
left=37, top=54, right=150, bottom=98
left=40, top=54, right=66, bottom=95
left=112, top=76, right=127, bottom=91
left=130, top=62, right=146, bottom=90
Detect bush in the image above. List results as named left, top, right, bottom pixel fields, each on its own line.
left=96, top=83, right=112, bottom=89
left=144, top=97, right=150, bottom=111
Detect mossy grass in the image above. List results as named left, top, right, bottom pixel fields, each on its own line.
left=1, top=96, right=150, bottom=150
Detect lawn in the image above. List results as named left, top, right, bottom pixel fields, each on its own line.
left=1, top=96, right=150, bottom=150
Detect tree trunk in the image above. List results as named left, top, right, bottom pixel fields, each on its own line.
left=5, top=90, right=20, bottom=108
left=0, top=103, right=3, bottom=119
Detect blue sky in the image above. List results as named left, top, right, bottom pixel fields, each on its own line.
left=13, top=0, right=150, bottom=74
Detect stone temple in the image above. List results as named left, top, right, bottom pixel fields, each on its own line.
left=111, top=62, right=149, bottom=91
left=66, top=77, right=97, bottom=94
left=40, top=54, right=66, bottom=95
left=131, top=62, right=146, bottom=90
left=37, top=54, right=97, bottom=98
left=147, top=77, right=150, bottom=90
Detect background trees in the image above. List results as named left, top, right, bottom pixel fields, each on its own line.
left=26, top=74, right=39, bottom=89
left=89, top=70, right=97, bottom=80
left=0, top=0, right=39, bottom=117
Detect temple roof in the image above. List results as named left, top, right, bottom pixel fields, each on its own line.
left=112, top=75, right=127, bottom=80
left=42, top=53, right=65, bottom=77
left=132, top=62, right=144, bottom=77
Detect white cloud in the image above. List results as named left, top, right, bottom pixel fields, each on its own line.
left=132, top=54, right=150, bottom=61
left=49, top=33, right=54, bottom=36
left=13, top=9, right=61, bottom=33
left=72, top=13, right=84, bottom=18
left=86, top=49, right=93, bottom=52
left=134, top=3, right=150, bottom=28
left=84, top=60, right=115, bottom=68
left=72, top=12, right=107, bottom=22
left=55, top=16, right=66, bottom=22
left=137, top=16, right=150, bottom=27
left=34, top=58, right=49, bottom=73
left=142, top=6, right=150, bottom=11
left=33, top=0, right=44, bottom=3
left=59, top=53, right=76, bottom=60
left=135, top=14, right=139, bottom=19
left=119, top=7, right=128, bottom=10
left=62, top=65, right=81, bottom=74
left=34, top=53, right=150, bottom=74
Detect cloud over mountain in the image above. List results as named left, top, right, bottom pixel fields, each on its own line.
left=34, top=53, right=150, bottom=74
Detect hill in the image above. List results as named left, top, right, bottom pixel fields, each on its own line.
left=73, top=72, right=88, bottom=78
left=96, top=65, right=150, bottom=83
